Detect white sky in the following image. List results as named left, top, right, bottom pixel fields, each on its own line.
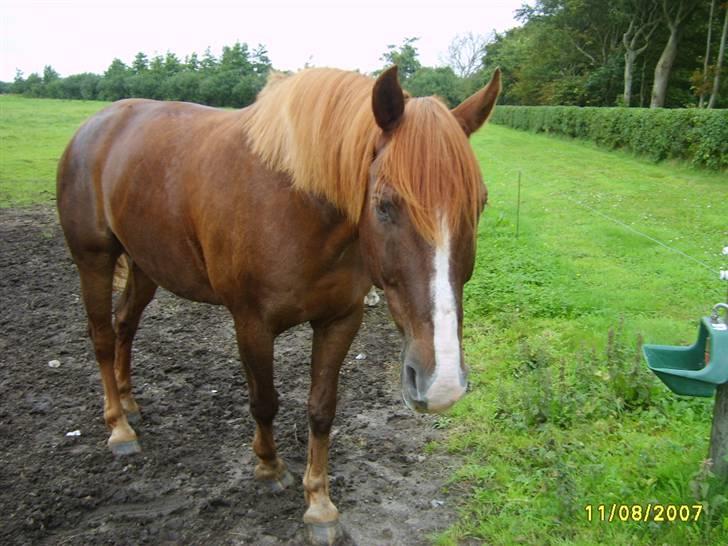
left=1, top=0, right=524, bottom=81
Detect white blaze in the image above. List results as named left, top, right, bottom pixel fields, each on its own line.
left=426, top=221, right=466, bottom=409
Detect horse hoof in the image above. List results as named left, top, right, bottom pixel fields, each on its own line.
left=126, top=411, right=142, bottom=425
left=305, top=520, right=345, bottom=546
left=258, top=469, right=294, bottom=494
left=109, top=440, right=141, bottom=456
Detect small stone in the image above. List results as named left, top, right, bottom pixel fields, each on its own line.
left=48, top=360, right=61, bottom=368
left=65, top=430, right=81, bottom=437
left=430, top=499, right=445, bottom=508
left=355, top=353, right=366, bottom=360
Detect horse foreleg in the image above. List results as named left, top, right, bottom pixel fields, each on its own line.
left=304, top=306, right=363, bottom=545
left=233, top=316, right=293, bottom=492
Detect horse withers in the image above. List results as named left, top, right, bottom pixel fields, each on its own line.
left=56, top=65, right=500, bottom=544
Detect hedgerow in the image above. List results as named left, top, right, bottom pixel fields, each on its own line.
left=491, top=106, right=728, bottom=171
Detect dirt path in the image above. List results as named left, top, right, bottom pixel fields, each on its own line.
left=0, top=207, right=461, bottom=545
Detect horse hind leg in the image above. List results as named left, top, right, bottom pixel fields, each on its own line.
left=77, top=251, right=141, bottom=456
left=113, top=255, right=158, bottom=424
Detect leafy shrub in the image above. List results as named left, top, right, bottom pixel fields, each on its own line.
left=492, top=106, right=728, bottom=170
left=494, top=320, right=659, bottom=431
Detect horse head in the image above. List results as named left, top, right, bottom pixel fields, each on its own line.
left=359, top=65, right=501, bottom=413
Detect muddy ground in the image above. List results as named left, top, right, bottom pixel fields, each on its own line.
left=0, top=207, right=464, bottom=546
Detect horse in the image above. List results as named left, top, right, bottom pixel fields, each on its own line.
left=56, top=65, right=501, bottom=544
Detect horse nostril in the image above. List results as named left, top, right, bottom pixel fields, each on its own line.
left=405, top=364, right=418, bottom=394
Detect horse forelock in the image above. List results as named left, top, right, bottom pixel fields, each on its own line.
left=379, top=97, right=483, bottom=245
left=243, top=68, right=482, bottom=245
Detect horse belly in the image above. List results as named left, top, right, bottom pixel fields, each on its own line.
left=105, top=167, right=220, bottom=303
left=121, top=235, right=222, bottom=305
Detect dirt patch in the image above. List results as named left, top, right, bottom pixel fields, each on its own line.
left=0, top=207, right=461, bottom=545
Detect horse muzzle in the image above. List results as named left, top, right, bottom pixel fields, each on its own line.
left=401, top=351, right=468, bottom=414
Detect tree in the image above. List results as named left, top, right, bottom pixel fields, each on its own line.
left=162, top=71, right=201, bottom=102
left=98, top=58, right=130, bottom=101
left=24, top=72, right=43, bottom=97
left=622, top=0, right=659, bottom=106
left=164, top=52, right=182, bottom=75
left=406, top=67, right=465, bottom=107
left=132, top=52, right=149, bottom=74
left=708, top=2, right=727, bottom=108
left=650, top=0, right=699, bottom=107
left=200, top=47, right=218, bottom=73
left=251, top=44, right=272, bottom=76
left=58, top=73, right=100, bottom=100
left=220, top=42, right=251, bottom=73
left=379, top=37, right=421, bottom=81
left=699, top=0, right=717, bottom=107
left=185, top=52, right=200, bottom=72
left=11, top=70, right=27, bottom=94
left=443, top=32, right=489, bottom=78
left=43, top=65, right=60, bottom=85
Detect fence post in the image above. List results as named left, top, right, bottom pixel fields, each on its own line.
left=710, top=381, right=728, bottom=479
left=515, top=171, right=521, bottom=239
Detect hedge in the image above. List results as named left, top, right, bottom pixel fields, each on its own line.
left=491, top=106, right=728, bottom=171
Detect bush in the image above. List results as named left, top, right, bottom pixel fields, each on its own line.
left=493, top=320, right=658, bottom=431
left=492, top=106, right=728, bottom=170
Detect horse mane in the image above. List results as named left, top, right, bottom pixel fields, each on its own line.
left=242, top=68, right=483, bottom=244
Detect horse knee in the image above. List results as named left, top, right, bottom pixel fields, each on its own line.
left=250, top=395, right=279, bottom=424
left=308, top=407, right=335, bottom=436
left=114, top=317, right=136, bottom=340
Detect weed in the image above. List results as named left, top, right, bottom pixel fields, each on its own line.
left=690, top=459, right=728, bottom=541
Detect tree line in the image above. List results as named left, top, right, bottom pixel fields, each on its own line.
left=479, top=0, right=727, bottom=108
left=3, top=42, right=273, bottom=107
left=3, top=1, right=726, bottom=109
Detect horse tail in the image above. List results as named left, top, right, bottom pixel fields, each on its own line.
left=113, top=254, right=130, bottom=292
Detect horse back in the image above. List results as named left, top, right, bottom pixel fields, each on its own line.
left=57, top=99, right=370, bottom=328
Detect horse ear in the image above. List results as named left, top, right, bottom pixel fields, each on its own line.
left=372, top=65, right=405, bottom=132
left=451, top=68, right=501, bottom=137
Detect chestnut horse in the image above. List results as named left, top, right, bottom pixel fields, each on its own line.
left=57, top=65, right=500, bottom=543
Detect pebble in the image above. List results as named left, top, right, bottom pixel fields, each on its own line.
left=65, top=430, right=81, bottom=437
left=48, top=360, right=61, bottom=368
left=430, top=499, right=445, bottom=508
left=355, top=353, right=366, bottom=360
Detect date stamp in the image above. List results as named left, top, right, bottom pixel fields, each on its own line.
left=585, top=504, right=703, bottom=523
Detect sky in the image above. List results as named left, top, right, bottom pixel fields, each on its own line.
left=0, top=0, right=525, bottom=81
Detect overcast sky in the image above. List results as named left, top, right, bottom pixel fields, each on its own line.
left=1, top=0, right=525, bottom=81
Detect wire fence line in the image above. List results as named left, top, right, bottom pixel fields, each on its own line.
left=490, top=168, right=726, bottom=293
left=560, top=193, right=721, bottom=277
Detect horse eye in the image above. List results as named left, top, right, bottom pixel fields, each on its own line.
left=375, top=200, right=395, bottom=222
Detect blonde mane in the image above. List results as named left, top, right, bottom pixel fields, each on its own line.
left=242, top=68, right=483, bottom=244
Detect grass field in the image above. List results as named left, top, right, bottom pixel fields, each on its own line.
left=0, top=95, right=109, bottom=206
left=2, top=95, right=727, bottom=544
left=439, top=119, right=728, bottom=544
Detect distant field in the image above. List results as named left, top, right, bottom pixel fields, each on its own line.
left=2, top=95, right=727, bottom=544
left=0, top=95, right=109, bottom=206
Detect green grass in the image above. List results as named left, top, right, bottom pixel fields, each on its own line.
left=1, top=96, right=727, bottom=544
left=435, top=124, right=728, bottom=545
left=0, top=95, right=109, bottom=206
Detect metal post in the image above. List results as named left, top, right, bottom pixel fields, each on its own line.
left=717, top=250, right=728, bottom=478
left=710, top=381, right=728, bottom=480
left=516, top=171, right=521, bottom=239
